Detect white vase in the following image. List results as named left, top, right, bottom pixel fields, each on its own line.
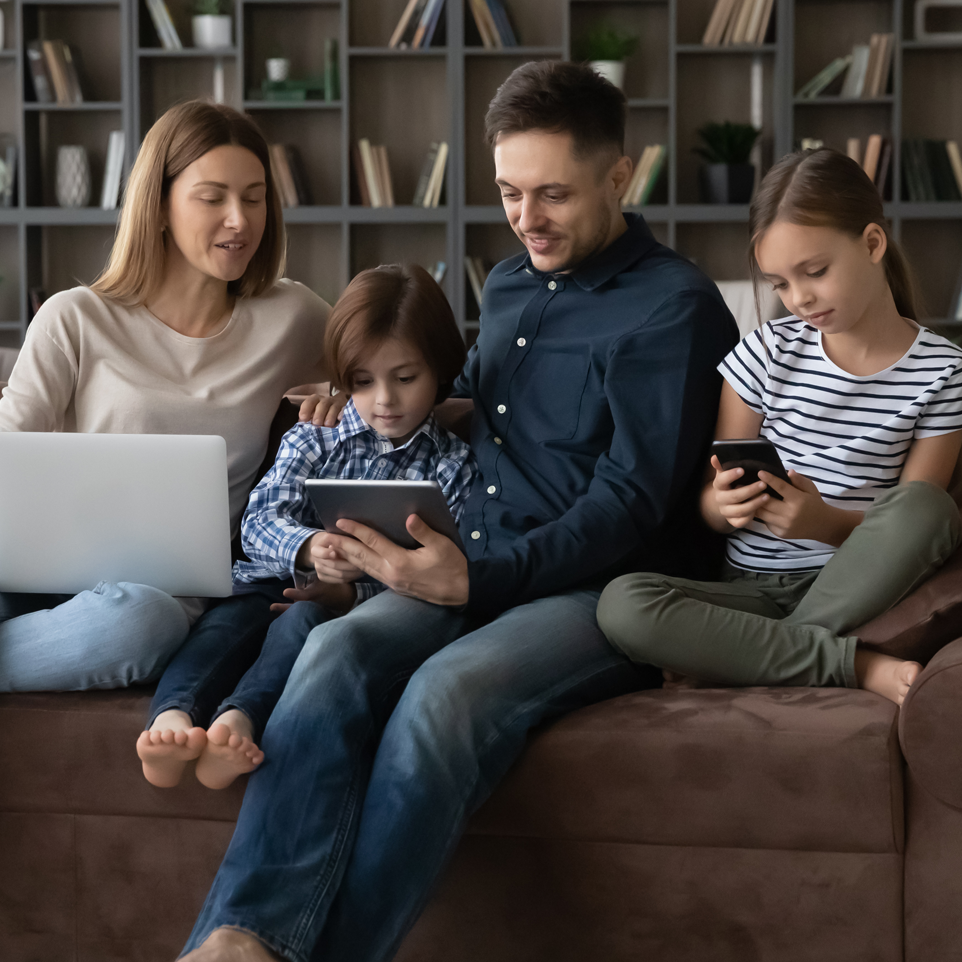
left=56, top=145, right=90, bottom=208
left=589, top=60, right=626, bottom=90
left=266, top=57, right=290, bottom=82
left=192, top=15, right=233, bottom=49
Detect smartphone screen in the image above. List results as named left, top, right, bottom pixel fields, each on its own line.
left=711, top=438, right=790, bottom=500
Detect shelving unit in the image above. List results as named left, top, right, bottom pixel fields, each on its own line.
left=0, top=0, right=961, bottom=349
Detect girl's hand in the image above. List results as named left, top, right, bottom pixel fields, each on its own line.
left=710, top=454, right=770, bottom=529
left=298, top=390, right=348, bottom=427
left=754, top=470, right=862, bottom=545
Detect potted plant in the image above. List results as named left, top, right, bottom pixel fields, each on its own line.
left=193, top=0, right=232, bottom=50
left=574, top=22, right=639, bottom=90
left=693, top=121, right=761, bottom=204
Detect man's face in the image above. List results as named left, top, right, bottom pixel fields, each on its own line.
left=494, top=129, right=630, bottom=274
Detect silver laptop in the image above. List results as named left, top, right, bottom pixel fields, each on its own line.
left=0, top=433, right=232, bottom=596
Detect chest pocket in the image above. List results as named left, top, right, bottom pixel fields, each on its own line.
left=515, top=351, right=591, bottom=443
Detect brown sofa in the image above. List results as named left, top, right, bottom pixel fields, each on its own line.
left=4, top=393, right=962, bottom=961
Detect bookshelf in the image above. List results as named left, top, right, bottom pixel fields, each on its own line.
left=1, top=0, right=962, bottom=350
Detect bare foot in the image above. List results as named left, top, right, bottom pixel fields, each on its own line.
left=179, top=926, right=282, bottom=961
left=195, top=709, right=264, bottom=790
left=137, top=709, right=206, bottom=788
left=854, top=649, right=922, bottom=705
left=662, top=669, right=706, bottom=690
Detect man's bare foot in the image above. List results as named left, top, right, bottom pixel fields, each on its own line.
left=195, top=709, right=264, bottom=790
left=179, top=926, right=282, bottom=961
left=137, top=709, right=206, bottom=788
left=855, top=649, right=922, bottom=705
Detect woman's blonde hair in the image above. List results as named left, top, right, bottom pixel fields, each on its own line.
left=92, top=101, right=285, bottom=304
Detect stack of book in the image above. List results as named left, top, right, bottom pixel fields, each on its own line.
left=702, top=0, right=774, bottom=47
left=26, top=40, right=84, bottom=104
left=623, top=145, right=666, bottom=207
left=796, top=35, right=894, bottom=100
left=845, top=134, right=892, bottom=197
left=389, top=0, right=447, bottom=49
left=902, top=139, right=962, bottom=202
left=145, top=0, right=182, bottom=51
left=353, top=139, right=395, bottom=208
left=464, top=256, right=491, bottom=310
left=269, top=145, right=313, bottom=208
left=467, top=0, right=518, bottom=48
left=412, top=142, right=448, bottom=208
left=100, top=131, right=125, bottom=210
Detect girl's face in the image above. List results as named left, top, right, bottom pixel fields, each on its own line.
left=350, top=337, right=440, bottom=447
left=755, top=219, right=888, bottom=335
left=164, top=144, right=267, bottom=284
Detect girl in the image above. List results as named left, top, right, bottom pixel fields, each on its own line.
left=597, top=147, right=962, bottom=705
left=138, top=264, right=477, bottom=789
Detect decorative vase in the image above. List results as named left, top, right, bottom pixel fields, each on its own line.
left=589, top=60, right=626, bottom=90
left=192, top=14, right=233, bottom=49
left=56, top=145, right=91, bottom=208
left=699, top=162, right=755, bottom=204
left=266, top=57, right=290, bottom=82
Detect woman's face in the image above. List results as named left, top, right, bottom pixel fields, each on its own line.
left=164, top=144, right=268, bottom=284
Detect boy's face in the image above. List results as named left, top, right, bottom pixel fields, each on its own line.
left=350, top=338, right=439, bottom=447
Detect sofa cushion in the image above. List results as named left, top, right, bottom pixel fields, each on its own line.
left=472, top=687, right=904, bottom=855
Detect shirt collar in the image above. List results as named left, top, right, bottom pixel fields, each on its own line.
left=506, top=212, right=658, bottom=291
left=335, top=397, right=446, bottom=451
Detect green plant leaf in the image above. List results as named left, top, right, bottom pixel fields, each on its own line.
left=692, top=121, right=761, bottom=164
left=573, top=21, right=640, bottom=62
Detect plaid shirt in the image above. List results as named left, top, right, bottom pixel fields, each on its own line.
left=234, top=399, right=477, bottom=604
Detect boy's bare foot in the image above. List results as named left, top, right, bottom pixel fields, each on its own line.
left=854, top=649, right=922, bottom=706
left=137, top=709, right=206, bottom=788
left=179, top=926, right=282, bottom=961
left=195, top=709, right=264, bottom=790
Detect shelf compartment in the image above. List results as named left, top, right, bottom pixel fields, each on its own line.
left=902, top=47, right=962, bottom=142
left=26, top=223, right=115, bottom=302
left=284, top=223, right=344, bottom=306
left=255, top=109, right=342, bottom=206
left=467, top=0, right=563, bottom=48
left=351, top=0, right=445, bottom=48
left=350, top=222, right=448, bottom=295
left=901, top=218, right=962, bottom=321
left=464, top=222, right=524, bottom=320
left=676, top=220, right=753, bottom=282
left=793, top=99, right=893, bottom=156
left=138, top=55, right=238, bottom=137
left=0, top=227, right=21, bottom=329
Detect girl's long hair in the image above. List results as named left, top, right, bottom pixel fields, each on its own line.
left=92, top=101, right=285, bottom=305
left=748, top=148, right=919, bottom=324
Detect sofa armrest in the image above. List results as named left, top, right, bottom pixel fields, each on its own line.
left=899, top=635, right=962, bottom=809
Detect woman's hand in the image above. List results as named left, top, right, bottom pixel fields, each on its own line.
left=755, top=470, right=862, bottom=546
left=297, top=531, right=365, bottom=584
left=707, top=454, right=771, bottom=530
left=298, top=391, right=348, bottom=427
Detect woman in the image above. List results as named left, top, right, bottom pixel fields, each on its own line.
left=0, top=100, right=329, bottom=692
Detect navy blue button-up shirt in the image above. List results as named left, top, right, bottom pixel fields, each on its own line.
left=453, top=213, right=739, bottom=618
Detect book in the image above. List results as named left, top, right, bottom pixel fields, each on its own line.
left=357, top=138, right=382, bottom=207
left=875, top=138, right=892, bottom=198
left=946, top=141, right=962, bottom=197
left=42, top=40, right=71, bottom=105
left=638, top=145, right=666, bottom=205
left=744, top=0, right=768, bottom=46
left=285, top=145, right=313, bottom=206
left=931, top=140, right=962, bottom=201
left=862, top=134, right=883, bottom=182
left=412, top=142, right=439, bottom=206
left=352, top=143, right=372, bottom=206
left=702, top=0, right=741, bottom=45
left=0, top=136, right=16, bottom=208
left=145, top=0, right=183, bottom=51
left=730, top=0, right=757, bottom=45
left=846, top=137, right=861, bottom=165
left=389, top=0, right=422, bottom=48
left=324, top=38, right=339, bottom=101
left=484, top=0, right=518, bottom=46
left=865, top=33, right=893, bottom=98
left=468, top=0, right=498, bottom=48
left=464, top=256, right=490, bottom=310
left=100, top=130, right=125, bottom=210
left=796, top=55, right=852, bottom=99
left=840, top=44, right=870, bottom=98
left=374, top=144, right=395, bottom=208
left=60, top=43, right=83, bottom=103
left=25, top=41, right=53, bottom=104
left=269, top=144, right=298, bottom=208
left=474, top=0, right=502, bottom=49
left=625, top=146, right=656, bottom=206
left=752, top=0, right=775, bottom=44
left=423, top=141, right=448, bottom=208
left=412, top=0, right=444, bottom=48
left=430, top=261, right=446, bottom=284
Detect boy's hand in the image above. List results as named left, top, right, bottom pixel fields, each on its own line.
left=710, top=454, right=770, bottom=528
left=754, top=470, right=861, bottom=546
left=270, top=580, right=357, bottom=614
left=299, top=391, right=348, bottom=427
left=298, top=531, right=365, bottom=583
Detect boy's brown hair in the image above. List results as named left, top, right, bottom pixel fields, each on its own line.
left=325, top=264, right=466, bottom=403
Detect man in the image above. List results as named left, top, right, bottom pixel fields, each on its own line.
left=182, top=60, right=737, bottom=962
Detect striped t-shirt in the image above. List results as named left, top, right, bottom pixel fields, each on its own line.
left=719, top=316, right=962, bottom=572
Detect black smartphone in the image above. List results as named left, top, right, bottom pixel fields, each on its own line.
left=711, top=438, right=791, bottom=500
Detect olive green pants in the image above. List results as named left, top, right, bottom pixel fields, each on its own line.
left=597, top=481, right=962, bottom=688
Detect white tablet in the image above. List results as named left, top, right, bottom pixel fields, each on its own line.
left=305, top=479, right=465, bottom=552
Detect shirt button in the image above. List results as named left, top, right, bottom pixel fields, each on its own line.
left=471, top=530, right=481, bottom=540
left=487, top=485, right=496, bottom=494
left=497, top=404, right=506, bottom=414
left=494, top=436, right=502, bottom=444
left=378, top=459, right=386, bottom=468
left=548, top=280, right=557, bottom=291
left=517, top=337, right=526, bottom=347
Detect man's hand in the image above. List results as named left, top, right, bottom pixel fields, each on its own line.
left=270, top=580, right=357, bottom=614
left=755, top=470, right=862, bottom=546
left=298, top=391, right=348, bottom=427
left=297, top=531, right=365, bottom=584
left=322, top=514, right=469, bottom=606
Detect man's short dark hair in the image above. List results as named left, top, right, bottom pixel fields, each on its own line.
left=484, top=60, right=626, bottom=163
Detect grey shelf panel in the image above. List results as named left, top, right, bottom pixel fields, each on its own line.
left=676, top=43, right=777, bottom=54
left=673, top=204, right=751, bottom=222
left=896, top=202, right=962, bottom=219
left=625, top=205, right=670, bottom=221
left=463, top=47, right=565, bottom=56
left=280, top=206, right=348, bottom=224
left=23, top=102, right=123, bottom=111
left=347, top=206, right=449, bottom=224
left=138, top=47, right=238, bottom=58
left=349, top=47, right=446, bottom=57
left=0, top=322, right=24, bottom=331
left=903, top=40, right=962, bottom=50
left=794, top=96, right=894, bottom=106
left=0, top=51, right=17, bottom=60
left=627, top=98, right=670, bottom=108
left=0, top=210, right=21, bottom=225
left=464, top=206, right=508, bottom=224
left=22, top=208, right=120, bottom=226
left=22, top=0, right=118, bottom=4
left=244, top=100, right=342, bottom=109
left=244, top=0, right=342, bottom=4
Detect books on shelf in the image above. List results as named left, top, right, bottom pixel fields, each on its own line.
left=464, top=256, right=491, bottom=310
left=902, top=139, right=962, bottom=202
left=270, top=144, right=312, bottom=208
left=0, top=135, right=16, bottom=208
left=26, top=41, right=54, bottom=104
left=29, top=39, right=84, bottom=105
left=99, top=130, right=125, bottom=210
left=145, top=0, right=183, bottom=51
left=468, top=0, right=518, bottom=49
left=623, top=145, right=666, bottom=207
left=837, top=134, right=891, bottom=196
left=352, top=139, right=395, bottom=208
left=412, top=141, right=448, bottom=208
left=796, top=35, right=893, bottom=100
left=702, top=0, right=774, bottom=47
left=390, top=0, right=448, bottom=50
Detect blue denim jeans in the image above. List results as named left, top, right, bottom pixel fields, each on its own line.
left=147, top=580, right=336, bottom=739
left=181, top=587, right=653, bottom=962
left=0, top=582, right=189, bottom=691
